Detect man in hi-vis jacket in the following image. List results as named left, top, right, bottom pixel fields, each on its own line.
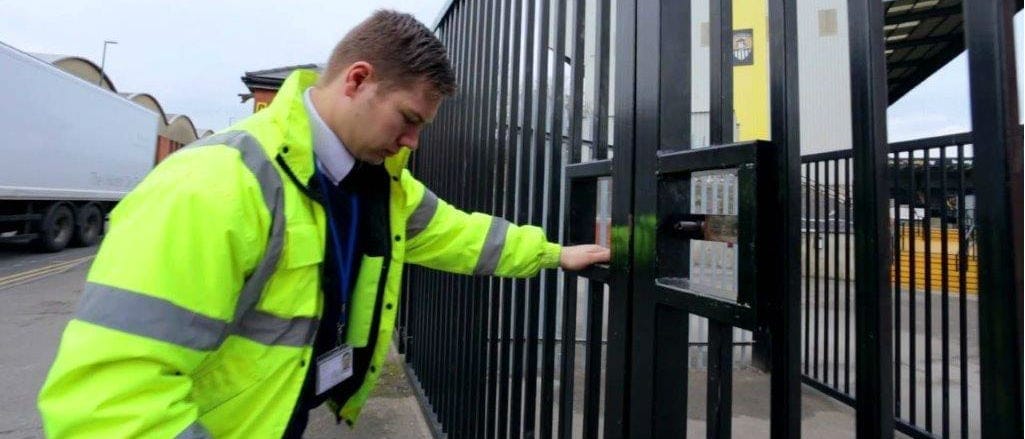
left=38, top=9, right=609, bottom=439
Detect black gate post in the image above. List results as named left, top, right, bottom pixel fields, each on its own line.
left=766, top=0, right=802, bottom=436
left=605, top=0, right=638, bottom=436
left=963, top=1, right=1024, bottom=437
left=847, top=0, right=894, bottom=437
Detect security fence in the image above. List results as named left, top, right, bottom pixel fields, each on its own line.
left=397, top=0, right=1022, bottom=438
left=800, top=132, right=983, bottom=438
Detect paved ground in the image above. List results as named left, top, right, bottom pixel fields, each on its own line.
left=0, top=243, right=429, bottom=439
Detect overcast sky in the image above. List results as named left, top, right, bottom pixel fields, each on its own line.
left=0, top=0, right=449, bottom=131
left=0, top=2, right=1021, bottom=140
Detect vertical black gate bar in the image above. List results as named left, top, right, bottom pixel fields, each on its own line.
left=923, top=147, right=933, bottom=431
left=963, top=0, right=1024, bottom=437
left=844, top=157, right=851, bottom=395
left=500, top=0, right=524, bottom=435
left=707, top=321, right=733, bottom=439
left=848, top=0, right=894, bottom=436
left=708, top=0, right=732, bottom=143
left=421, top=26, right=438, bottom=412
left=427, top=23, right=445, bottom=410
left=429, top=17, right=448, bottom=424
left=511, top=0, right=537, bottom=435
left=486, top=0, right=507, bottom=435
left=627, top=0, right=659, bottom=436
left=449, top=6, right=468, bottom=431
left=525, top=0, right=552, bottom=434
left=655, top=6, right=692, bottom=420
left=557, top=0, right=588, bottom=435
left=582, top=0, right=611, bottom=437
left=472, top=0, right=492, bottom=435
left=435, top=13, right=451, bottom=428
left=813, top=160, right=820, bottom=380
left=908, top=147, right=917, bottom=426
left=607, top=0, right=637, bottom=434
left=463, top=3, right=479, bottom=435
left=766, top=0, right=802, bottom=436
left=820, top=160, right=828, bottom=383
left=454, top=5, right=470, bottom=432
left=435, top=10, right=452, bottom=428
left=479, top=0, right=495, bottom=434
left=435, top=20, right=453, bottom=411
left=495, top=0, right=517, bottom=436
left=955, top=143, right=967, bottom=439
left=458, top=5, right=475, bottom=432
left=804, top=162, right=811, bottom=376
left=706, top=0, right=733, bottom=434
left=557, top=6, right=583, bottom=432
left=540, top=0, right=567, bottom=435
left=833, top=158, right=840, bottom=387
left=939, top=144, right=950, bottom=439
left=425, top=84, right=436, bottom=402
left=892, top=150, right=902, bottom=420
left=468, top=1, right=484, bottom=433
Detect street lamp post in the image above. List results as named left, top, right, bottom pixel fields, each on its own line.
left=98, top=40, right=117, bottom=87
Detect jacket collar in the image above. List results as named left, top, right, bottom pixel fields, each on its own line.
left=263, top=69, right=411, bottom=184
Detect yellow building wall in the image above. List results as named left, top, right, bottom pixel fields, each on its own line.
left=732, top=0, right=771, bottom=142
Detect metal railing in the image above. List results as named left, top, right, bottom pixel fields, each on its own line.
left=398, top=0, right=617, bottom=437
left=398, top=0, right=1023, bottom=437
left=800, top=131, right=983, bottom=438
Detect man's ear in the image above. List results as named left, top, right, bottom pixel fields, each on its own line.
left=343, top=61, right=374, bottom=98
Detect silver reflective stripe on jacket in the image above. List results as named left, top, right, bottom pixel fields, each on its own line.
left=77, top=283, right=226, bottom=351
left=473, top=217, right=510, bottom=275
left=406, top=188, right=438, bottom=240
left=76, top=282, right=319, bottom=350
left=74, top=131, right=317, bottom=349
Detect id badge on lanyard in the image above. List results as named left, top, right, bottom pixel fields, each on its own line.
left=314, top=163, right=359, bottom=395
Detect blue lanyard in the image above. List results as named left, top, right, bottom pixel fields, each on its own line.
left=315, top=165, right=359, bottom=344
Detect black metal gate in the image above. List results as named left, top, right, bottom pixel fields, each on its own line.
left=398, top=0, right=1023, bottom=438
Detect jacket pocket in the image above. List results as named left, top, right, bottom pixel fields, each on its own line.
left=345, top=255, right=383, bottom=347
left=192, top=342, right=266, bottom=415
left=284, top=223, right=324, bottom=269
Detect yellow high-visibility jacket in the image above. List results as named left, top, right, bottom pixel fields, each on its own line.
left=38, top=69, right=561, bottom=438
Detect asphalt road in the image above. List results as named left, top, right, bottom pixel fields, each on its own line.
left=0, top=244, right=96, bottom=438
left=0, top=243, right=429, bottom=438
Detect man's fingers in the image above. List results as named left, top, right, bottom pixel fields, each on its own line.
left=559, top=245, right=611, bottom=271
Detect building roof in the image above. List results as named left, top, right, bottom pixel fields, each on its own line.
left=29, top=52, right=117, bottom=92
left=884, top=0, right=1023, bottom=103
left=241, top=63, right=323, bottom=92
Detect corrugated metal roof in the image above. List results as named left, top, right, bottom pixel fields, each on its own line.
left=883, top=0, right=1022, bottom=103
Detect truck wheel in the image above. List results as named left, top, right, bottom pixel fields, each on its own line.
left=72, top=203, right=104, bottom=247
left=34, top=203, right=75, bottom=252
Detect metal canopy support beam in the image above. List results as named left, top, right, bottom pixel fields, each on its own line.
left=848, top=0, right=895, bottom=437
left=963, top=0, right=1025, bottom=437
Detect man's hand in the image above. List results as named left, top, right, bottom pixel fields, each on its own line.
left=559, top=245, right=611, bottom=271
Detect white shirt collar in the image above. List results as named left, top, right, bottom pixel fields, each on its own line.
left=303, top=87, right=355, bottom=186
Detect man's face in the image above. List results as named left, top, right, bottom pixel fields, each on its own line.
left=344, top=77, right=442, bottom=164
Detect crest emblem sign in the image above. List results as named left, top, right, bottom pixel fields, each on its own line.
left=733, top=29, right=754, bottom=65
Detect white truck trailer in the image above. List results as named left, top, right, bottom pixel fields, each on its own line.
left=0, top=41, right=158, bottom=251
